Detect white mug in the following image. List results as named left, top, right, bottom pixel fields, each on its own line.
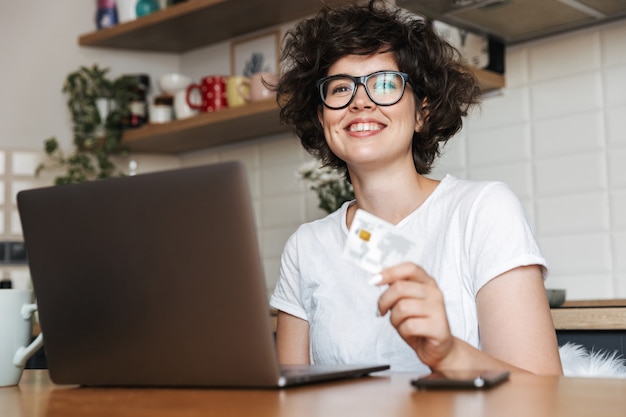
left=0, top=289, right=44, bottom=387
left=149, top=104, right=173, bottom=124
left=116, top=0, right=137, bottom=23
left=174, top=89, right=199, bottom=120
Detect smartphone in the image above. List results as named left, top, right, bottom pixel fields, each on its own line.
left=411, top=370, right=510, bottom=390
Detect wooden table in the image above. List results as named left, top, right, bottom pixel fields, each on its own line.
left=2, top=370, right=625, bottom=417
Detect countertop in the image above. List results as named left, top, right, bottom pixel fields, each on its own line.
left=550, top=299, right=626, bottom=330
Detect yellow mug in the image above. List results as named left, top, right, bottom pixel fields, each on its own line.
left=226, top=76, right=250, bottom=108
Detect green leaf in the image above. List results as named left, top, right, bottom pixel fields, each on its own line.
left=38, top=64, right=128, bottom=184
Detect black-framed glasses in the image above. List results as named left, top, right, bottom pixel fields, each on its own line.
left=316, top=71, right=414, bottom=110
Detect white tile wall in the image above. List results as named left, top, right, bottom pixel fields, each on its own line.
left=433, top=131, right=467, bottom=176
left=459, top=19, right=626, bottom=300
left=533, top=112, right=605, bottom=157
left=530, top=73, right=603, bottom=120
left=469, top=87, right=531, bottom=129
left=534, top=152, right=608, bottom=197
left=467, top=124, right=531, bottom=166
left=0, top=150, right=52, bottom=286
left=179, top=133, right=315, bottom=298
left=608, top=148, right=626, bottom=188
left=612, top=190, right=626, bottom=229
left=535, top=192, right=610, bottom=235
left=601, top=23, right=626, bottom=66
left=613, top=232, right=626, bottom=272
left=604, top=65, right=626, bottom=107
left=528, top=31, right=601, bottom=82
left=540, top=233, right=612, bottom=275
left=606, top=106, right=626, bottom=147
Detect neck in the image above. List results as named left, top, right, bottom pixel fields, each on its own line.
left=346, top=162, right=439, bottom=227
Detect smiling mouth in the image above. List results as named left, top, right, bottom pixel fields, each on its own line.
left=348, top=122, right=384, bottom=133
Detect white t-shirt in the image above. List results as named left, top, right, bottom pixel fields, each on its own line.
left=270, top=175, right=547, bottom=373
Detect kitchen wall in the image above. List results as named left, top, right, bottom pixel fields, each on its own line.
left=433, top=22, right=626, bottom=300
left=1, top=2, right=624, bottom=301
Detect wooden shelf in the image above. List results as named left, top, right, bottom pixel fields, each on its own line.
left=123, top=99, right=291, bottom=153
left=78, top=0, right=504, bottom=153
left=79, top=0, right=329, bottom=53
left=474, top=68, right=505, bottom=92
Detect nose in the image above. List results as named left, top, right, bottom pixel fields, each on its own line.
left=350, top=83, right=374, bottom=109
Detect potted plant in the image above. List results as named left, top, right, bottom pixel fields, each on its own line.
left=296, top=161, right=355, bottom=214
left=37, top=65, right=139, bottom=185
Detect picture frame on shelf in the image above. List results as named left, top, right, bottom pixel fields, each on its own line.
left=230, top=30, right=280, bottom=77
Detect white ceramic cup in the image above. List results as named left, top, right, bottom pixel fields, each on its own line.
left=149, top=104, right=173, bottom=123
left=174, top=89, right=199, bottom=120
left=0, top=289, right=44, bottom=387
left=116, top=0, right=137, bottom=23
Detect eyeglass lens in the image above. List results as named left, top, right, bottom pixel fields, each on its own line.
left=320, top=72, right=406, bottom=109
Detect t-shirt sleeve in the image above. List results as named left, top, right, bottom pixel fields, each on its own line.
left=269, top=230, right=309, bottom=321
left=466, top=182, right=548, bottom=295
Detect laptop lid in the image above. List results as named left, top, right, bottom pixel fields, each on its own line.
left=18, top=162, right=388, bottom=388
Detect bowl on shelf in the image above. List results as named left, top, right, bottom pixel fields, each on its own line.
left=158, top=73, right=192, bottom=94
left=546, top=289, right=566, bottom=308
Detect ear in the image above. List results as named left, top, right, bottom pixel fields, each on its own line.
left=318, top=107, right=325, bottom=127
left=414, top=98, right=429, bottom=133
left=414, top=114, right=423, bottom=133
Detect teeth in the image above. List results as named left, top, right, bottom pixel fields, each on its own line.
left=349, top=122, right=382, bottom=132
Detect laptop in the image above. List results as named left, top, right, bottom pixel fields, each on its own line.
left=17, top=161, right=389, bottom=388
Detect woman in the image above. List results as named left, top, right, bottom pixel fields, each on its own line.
left=270, top=0, right=562, bottom=375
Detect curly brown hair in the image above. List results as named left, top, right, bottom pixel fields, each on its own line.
left=277, top=0, right=481, bottom=175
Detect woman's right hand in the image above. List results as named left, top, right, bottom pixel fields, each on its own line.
left=373, top=262, right=458, bottom=369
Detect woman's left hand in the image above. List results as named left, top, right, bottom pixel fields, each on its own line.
left=374, top=262, right=456, bottom=369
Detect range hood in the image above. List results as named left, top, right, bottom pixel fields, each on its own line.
left=397, top=0, right=626, bottom=44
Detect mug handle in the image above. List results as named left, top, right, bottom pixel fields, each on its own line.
left=13, top=303, right=44, bottom=368
left=185, top=84, right=204, bottom=110
left=239, top=78, right=251, bottom=102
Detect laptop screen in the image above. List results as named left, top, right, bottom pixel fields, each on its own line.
left=18, top=162, right=283, bottom=387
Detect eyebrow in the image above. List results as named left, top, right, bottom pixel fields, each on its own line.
left=325, top=70, right=400, bottom=77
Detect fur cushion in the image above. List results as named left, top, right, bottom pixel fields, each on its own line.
left=559, top=343, right=626, bottom=378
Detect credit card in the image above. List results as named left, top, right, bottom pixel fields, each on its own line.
left=343, top=209, right=419, bottom=274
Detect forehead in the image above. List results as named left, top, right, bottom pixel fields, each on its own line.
left=327, top=52, right=399, bottom=77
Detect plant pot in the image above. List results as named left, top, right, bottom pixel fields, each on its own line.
left=95, top=97, right=111, bottom=137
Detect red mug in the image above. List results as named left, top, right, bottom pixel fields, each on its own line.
left=186, top=76, right=228, bottom=112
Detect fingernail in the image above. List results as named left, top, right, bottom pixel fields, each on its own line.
left=375, top=308, right=382, bottom=317
left=368, top=273, right=383, bottom=286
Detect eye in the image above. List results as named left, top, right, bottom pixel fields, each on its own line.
left=371, top=75, right=398, bottom=94
left=328, top=80, right=354, bottom=96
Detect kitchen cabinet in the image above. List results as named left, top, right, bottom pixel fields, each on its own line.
left=398, top=0, right=626, bottom=45
left=551, top=299, right=626, bottom=331
left=79, top=0, right=505, bottom=154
